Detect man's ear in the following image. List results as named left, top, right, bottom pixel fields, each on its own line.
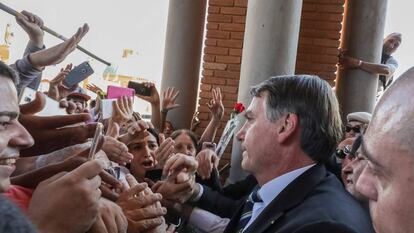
left=277, top=113, right=299, bottom=144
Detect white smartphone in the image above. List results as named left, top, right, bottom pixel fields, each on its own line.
left=19, top=87, right=67, bottom=116
left=101, top=99, right=117, bottom=120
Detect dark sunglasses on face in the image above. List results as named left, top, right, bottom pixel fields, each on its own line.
left=335, top=145, right=352, bottom=159
left=345, top=125, right=361, bottom=133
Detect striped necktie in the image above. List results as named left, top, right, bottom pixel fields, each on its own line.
left=236, top=188, right=263, bottom=232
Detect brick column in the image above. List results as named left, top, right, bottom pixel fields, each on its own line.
left=161, top=0, right=207, bottom=129
left=229, top=0, right=303, bottom=183
left=335, top=0, right=388, bottom=118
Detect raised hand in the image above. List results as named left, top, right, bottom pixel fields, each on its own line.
left=88, top=198, right=128, bottom=233
left=196, top=149, right=220, bottom=180
left=135, top=82, right=160, bottom=105
left=86, top=83, right=104, bottom=94
left=47, top=64, right=75, bottom=100
left=207, top=87, right=224, bottom=122
left=15, top=10, right=44, bottom=48
left=190, top=111, right=200, bottom=132
left=111, top=96, right=133, bottom=126
left=154, top=134, right=175, bottom=169
left=29, top=24, right=89, bottom=69
left=118, top=120, right=150, bottom=146
left=161, top=87, right=180, bottom=112
left=103, top=121, right=133, bottom=166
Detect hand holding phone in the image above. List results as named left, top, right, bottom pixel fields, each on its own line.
left=88, top=123, right=104, bottom=160
left=62, top=61, right=94, bottom=88
left=128, top=81, right=152, bottom=96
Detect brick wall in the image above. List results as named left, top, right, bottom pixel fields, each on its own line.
left=296, top=0, right=345, bottom=86
left=196, top=0, right=345, bottom=168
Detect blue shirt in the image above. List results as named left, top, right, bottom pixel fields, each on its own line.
left=244, top=164, right=315, bottom=231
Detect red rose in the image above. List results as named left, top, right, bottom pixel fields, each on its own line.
left=234, top=102, right=245, bottom=113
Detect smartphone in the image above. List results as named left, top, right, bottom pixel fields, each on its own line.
left=127, top=81, right=151, bottom=96
left=100, top=99, right=116, bottom=120
left=202, top=142, right=217, bottom=151
left=88, top=122, right=104, bottom=160
left=62, top=61, right=94, bottom=88
left=107, top=85, right=135, bottom=99
left=19, top=87, right=67, bottom=116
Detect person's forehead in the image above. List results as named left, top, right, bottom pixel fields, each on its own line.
left=0, top=77, right=18, bottom=113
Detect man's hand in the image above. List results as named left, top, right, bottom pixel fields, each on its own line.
left=136, top=82, right=160, bottom=105
left=152, top=173, right=196, bottom=204
left=117, top=175, right=166, bottom=233
left=154, top=134, right=175, bottom=169
left=208, top=87, right=224, bottom=122
left=161, top=87, right=180, bottom=112
left=163, top=153, right=198, bottom=178
left=88, top=198, right=128, bottom=233
left=196, top=149, right=219, bottom=180
left=19, top=113, right=96, bottom=156
left=338, top=51, right=360, bottom=69
left=28, top=160, right=106, bottom=233
left=15, top=10, right=44, bottom=48
left=29, top=24, right=89, bottom=69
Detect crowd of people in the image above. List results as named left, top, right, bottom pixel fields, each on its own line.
left=0, top=9, right=411, bottom=233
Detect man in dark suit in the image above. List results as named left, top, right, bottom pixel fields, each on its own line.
left=221, top=75, right=374, bottom=233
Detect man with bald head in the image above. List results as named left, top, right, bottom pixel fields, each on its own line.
left=356, top=67, right=414, bottom=233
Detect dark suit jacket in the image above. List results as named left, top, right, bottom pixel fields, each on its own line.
left=195, top=174, right=258, bottom=218
left=224, top=165, right=374, bottom=233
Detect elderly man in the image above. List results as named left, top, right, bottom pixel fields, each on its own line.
left=356, top=67, right=414, bottom=233
left=219, top=75, right=373, bottom=233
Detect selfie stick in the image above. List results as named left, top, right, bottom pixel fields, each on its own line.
left=0, top=2, right=111, bottom=66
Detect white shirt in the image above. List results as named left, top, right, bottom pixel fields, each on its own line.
left=243, top=164, right=316, bottom=231
left=188, top=207, right=230, bottom=233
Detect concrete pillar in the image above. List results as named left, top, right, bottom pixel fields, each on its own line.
left=335, top=0, right=388, bottom=118
left=229, top=0, right=303, bottom=183
left=161, top=0, right=207, bottom=129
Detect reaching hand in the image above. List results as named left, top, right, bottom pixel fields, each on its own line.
left=29, top=23, right=89, bottom=69
left=86, top=83, right=104, bottom=94
left=161, top=87, right=180, bottom=112
left=207, top=87, right=224, bottom=122
left=190, top=111, right=200, bottom=132
left=48, top=64, right=76, bottom=100
left=19, top=113, right=96, bottom=156
left=88, top=198, right=128, bottom=233
left=111, top=96, right=133, bottom=126
left=118, top=120, right=150, bottom=146
left=163, top=153, right=198, bottom=178
left=154, top=134, right=175, bottom=169
left=28, top=160, right=106, bottom=233
left=117, top=175, right=166, bottom=233
left=15, top=10, right=44, bottom=48
left=135, top=82, right=160, bottom=105
left=19, top=91, right=46, bottom=115
left=103, top=121, right=133, bottom=166
left=196, top=149, right=220, bottom=180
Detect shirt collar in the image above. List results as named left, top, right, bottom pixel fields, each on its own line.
left=258, top=164, right=316, bottom=206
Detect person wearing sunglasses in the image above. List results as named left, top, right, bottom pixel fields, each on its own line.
left=345, top=112, right=371, bottom=139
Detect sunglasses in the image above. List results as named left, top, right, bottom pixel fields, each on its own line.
left=345, top=125, right=361, bottom=133
left=335, top=145, right=352, bottom=159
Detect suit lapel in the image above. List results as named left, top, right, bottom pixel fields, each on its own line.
left=244, top=164, right=327, bottom=233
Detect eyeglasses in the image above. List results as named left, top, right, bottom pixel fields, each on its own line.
left=335, top=145, right=352, bottom=159
left=345, top=125, right=361, bottom=134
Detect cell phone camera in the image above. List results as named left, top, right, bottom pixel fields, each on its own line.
left=81, top=68, right=87, bottom=74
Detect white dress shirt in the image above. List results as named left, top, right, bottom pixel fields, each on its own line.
left=243, top=164, right=315, bottom=231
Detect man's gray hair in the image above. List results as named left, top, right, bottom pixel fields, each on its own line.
left=250, top=75, right=343, bottom=163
